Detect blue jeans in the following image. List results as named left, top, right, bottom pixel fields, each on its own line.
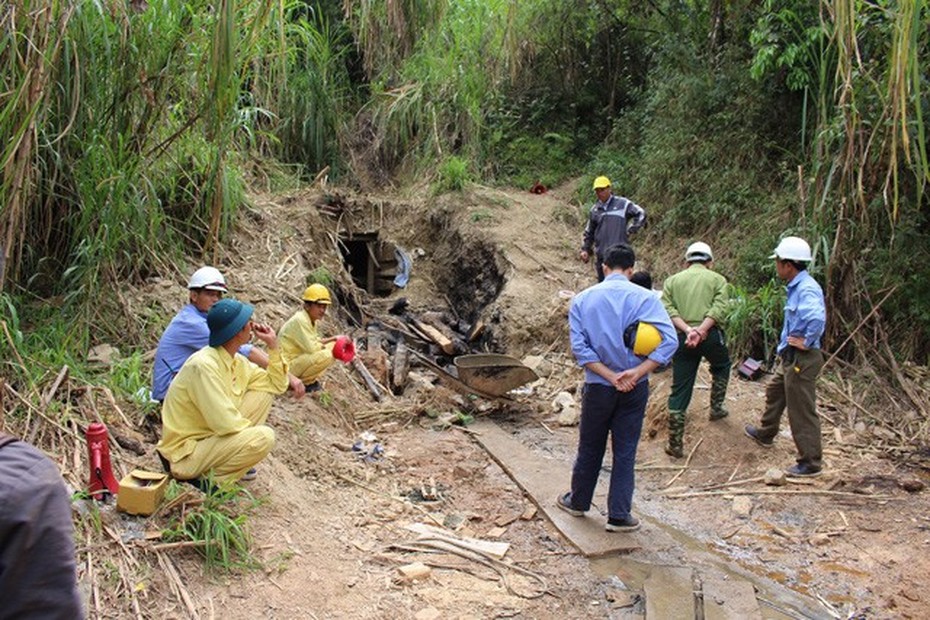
left=569, top=381, right=649, bottom=520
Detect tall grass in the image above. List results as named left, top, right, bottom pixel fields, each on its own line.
left=353, top=0, right=533, bottom=175
left=747, top=0, right=930, bottom=359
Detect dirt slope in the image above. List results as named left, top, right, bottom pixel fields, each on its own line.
left=123, top=182, right=928, bottom=619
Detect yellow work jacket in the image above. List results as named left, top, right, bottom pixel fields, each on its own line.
left=279, top=309, right=323, bottom=362
left=157, top=346, right=288, bottom=462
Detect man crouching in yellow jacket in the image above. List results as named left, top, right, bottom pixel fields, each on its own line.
left=157, top=298, right=289, bottom=486
left=279, top=284, right=353, bottom=392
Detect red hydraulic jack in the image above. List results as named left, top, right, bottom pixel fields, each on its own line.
left=86, top=422, right=119, bottom=500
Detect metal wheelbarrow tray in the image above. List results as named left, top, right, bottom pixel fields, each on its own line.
left=454, top=354, right=539, bottom=397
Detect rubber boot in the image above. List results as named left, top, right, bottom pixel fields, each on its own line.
left=709, top=374, right=730, bottom=420
left=665, top=409, right=685, bottom=458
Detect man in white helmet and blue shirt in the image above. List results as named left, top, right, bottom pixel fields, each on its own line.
left=152, top=267, right=304, bottom=402
left=745, top=236, right=827, bottom=477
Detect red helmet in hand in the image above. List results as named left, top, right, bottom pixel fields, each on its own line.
left=332, top=335, right=355, bottom=363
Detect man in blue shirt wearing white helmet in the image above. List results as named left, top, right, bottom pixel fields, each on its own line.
left=559, top=243, right=677, bottom=532
left=745, top=236, right=827, bottom=477
left=152, top=266, right=304, bottom=402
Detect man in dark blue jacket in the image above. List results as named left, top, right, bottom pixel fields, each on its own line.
left=0, top=434, right=83, bottom=618
left=579, top=176, right=647, bottom=281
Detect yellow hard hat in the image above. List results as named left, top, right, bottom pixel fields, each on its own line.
left=624, top=321, right=662, bottom=356
left=302, top=283, right=332, bottom=304
left=592, top=176, right=611, bottom=190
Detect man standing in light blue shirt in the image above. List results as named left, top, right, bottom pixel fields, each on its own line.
left=745, top=236, right=827, bottom=477
left=558, top=243, right=677, bottom=532
left=152, top=267, right=303, bottom=402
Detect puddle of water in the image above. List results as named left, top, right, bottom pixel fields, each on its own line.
left=586, top=514, right=829, bottom=619
left=590, top=557, right=653, bottom=590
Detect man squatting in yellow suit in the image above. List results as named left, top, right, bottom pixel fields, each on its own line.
left=157, top=298, right=289, bottom=484
left=278, top=284, right=353, bottom=391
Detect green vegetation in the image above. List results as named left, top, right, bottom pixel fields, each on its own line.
left=163, top=480, right=261, bottom=571
left=307, top=266, right=334, bottom=287
left=436, top=156, right=472, bottom=193
left=4, top=0, right=923, bottom=362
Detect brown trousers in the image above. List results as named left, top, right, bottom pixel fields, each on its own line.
left=758, top=348, right=825, bottom=468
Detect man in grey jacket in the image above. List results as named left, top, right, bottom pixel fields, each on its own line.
left=579, top=176, right=647, bottom=281
left=0, top=433, right=83, bottom=618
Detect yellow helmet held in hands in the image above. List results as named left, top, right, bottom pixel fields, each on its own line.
left=624, top=321, right=662, bottom=356
left=302, top=283, right=332, bottom=304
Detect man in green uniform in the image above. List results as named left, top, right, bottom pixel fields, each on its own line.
left=661, top=242, right=732, bottom=458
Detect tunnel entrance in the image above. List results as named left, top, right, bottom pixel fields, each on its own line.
left=338, top=231, right=399, bottom=297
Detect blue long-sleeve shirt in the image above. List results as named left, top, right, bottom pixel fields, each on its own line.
left=569, top=273, right=678, bottom=386
left=778, top=270, right=826, bottom=354
left=152, top=304, right=253, bottom=401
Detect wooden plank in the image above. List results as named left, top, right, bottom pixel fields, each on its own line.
left=644, top=566, right=695, bottom=619
left=413, top=319, right=454, bottom=354
left=404, top=523, right=510, bottom=559
left=471, top=420, right=640, bottom=557
left=392, top=341, right=409, bottom=391
left=702, top=578, right=762, bottom=620
left=351, top=358, right=383, bottom=401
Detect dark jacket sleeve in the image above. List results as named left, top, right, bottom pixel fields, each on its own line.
left=581, top=206, right=598, bottom=253
left=0, top=440, right=84, bottom=620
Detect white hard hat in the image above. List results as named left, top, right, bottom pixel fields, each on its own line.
left=685, top=241, right=713, bottom=262
left=769, top=236, right=812, bottom=262
left=187, top=266, right=228, bottom=292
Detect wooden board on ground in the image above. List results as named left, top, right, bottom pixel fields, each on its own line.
left=644, top=566, right=695, bottom=619
left=471, top=420, right=641, bottom=556
left=701, top=578, right=762, bottom=620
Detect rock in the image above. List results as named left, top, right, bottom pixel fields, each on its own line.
left=809, top=533, right=831, bottom=546
left=486, top=526, right=507, bottom=539
left=872, top=426, right=896, bottom=441
left=397, top=562, right=431, bottom=583
left=557, top=405, right=579, bottom=427
left=764, top=468, right=788, bottom=486
left=551, top=391, right=575, bottom=412
left=407, top=371, right=435, bottom=392
left=88, top=344, right=119, bottom=365
left=522, top=355, right=552, bottom=377
left=415, top=607, right=441, bottom=620
left=899, top=478, right=925, bottom=493
left=732, top=496, right=753, bottom=517
left=854, top=421, right=867, bottom=434
left=520, top=505, right=537, bottom=520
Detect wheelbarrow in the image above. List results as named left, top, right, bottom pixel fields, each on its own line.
left=453, top=354, right=539, bottom=397
left=409, top=351, right=538, bottom=401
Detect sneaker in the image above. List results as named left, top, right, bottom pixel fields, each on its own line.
left=786, top=463, right=822, bottom=478
left=305, top=381, right=322, bottom=393
left=709, top=409, right=729, bottom=421
left=555, top=492, right=584, bottom=517
left=606, top=516, right=641, bottom=532
left=744, top=424, right=774, bottom=448
left=240, top=467, right=258, bottom=482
